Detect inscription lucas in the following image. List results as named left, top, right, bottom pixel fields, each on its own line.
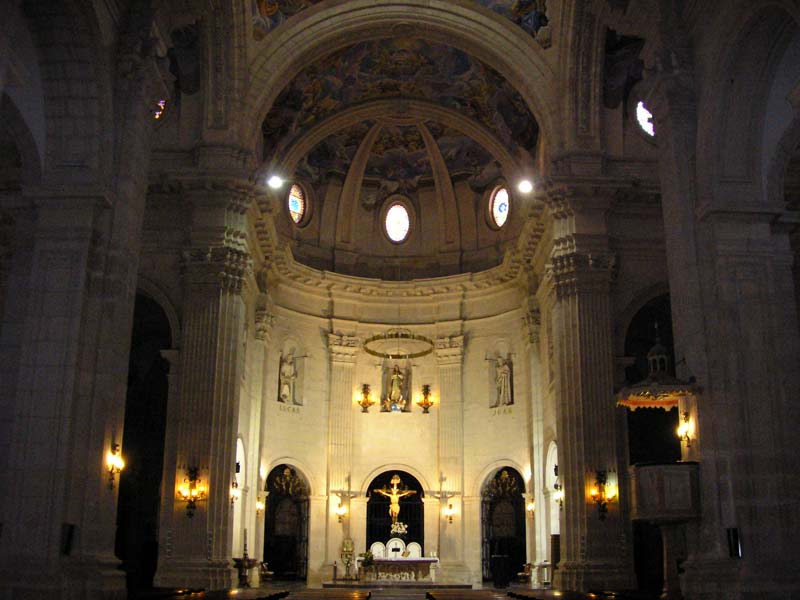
left=491, top=406, right=513, bottom=416
left=279, top=404, right=300, bottom=414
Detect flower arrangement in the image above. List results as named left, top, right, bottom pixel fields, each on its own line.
left=358, top=550, right=374, bottom=567
left=390, top=521, right=408, bottom=535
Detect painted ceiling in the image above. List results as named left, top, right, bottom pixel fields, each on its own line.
left=262, top=37, right=539, bottom=164
left=252, top=0, right=548, bottom=40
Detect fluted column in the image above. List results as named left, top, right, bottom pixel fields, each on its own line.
left=155, top=180, right=252, bottom=590
left=435, top=335, right=467, bottom=578
left=326, top=333, right=359, bottom=563
left=545, top=185, right=633, bottom=591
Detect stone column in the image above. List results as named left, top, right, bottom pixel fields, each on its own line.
left=523, top=303, right=548, bottom=571
left=435, top=335, right=467, bottom=579
left=155, top=180, right=252, bottom=590
left=545, top=185, right=633, bottom=591
left=326, top=333, right=359, bottom=564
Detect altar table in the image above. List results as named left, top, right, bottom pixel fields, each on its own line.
left=357, top=557, right=439, bottom=581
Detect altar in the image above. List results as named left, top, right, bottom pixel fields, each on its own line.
left=357, top=557, right=439, bottom=582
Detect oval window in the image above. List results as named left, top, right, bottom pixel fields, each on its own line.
left=287, top=184, right=306, bottom=224
left=385, top=203, right=410, bottom=243
left=490, top=186, right=510, bottom=228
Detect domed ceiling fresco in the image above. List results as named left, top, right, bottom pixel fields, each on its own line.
left=261, top=38, right=539, bottom=163
left=252, top=0, right=548, bottom=41
left=257, top=7, right=542, bottom=280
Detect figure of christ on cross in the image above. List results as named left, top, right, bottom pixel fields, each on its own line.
left=373, top=474, right=417, bottom=524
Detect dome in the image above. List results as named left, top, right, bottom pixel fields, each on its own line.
left=261, top=37, right=540, bottom=280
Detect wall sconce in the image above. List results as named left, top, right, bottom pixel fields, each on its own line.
left=444, top=503, right=455, bottom=524
left=230, top=479, right=241, bottom=505
left=177, top=466, right=207, bottom=518
left=256, top=499, right=265, bottom=516
left=676, top=411, right=694, bottom=447
left=553, top=464, right=563, bottom=510
left=417, top=384, right=434, bottom=413
left=357, top=383, right=375, bottom=413
left=589, top=470, right=617, bottom=521
left=335, top=503, right=347, bottom=523
left=106, top=443, right=125, bottom=489
left=526, top=502, right=535, bottom=516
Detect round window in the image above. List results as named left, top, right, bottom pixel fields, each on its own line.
left=287, top=184, right=306, bottom=224
left=385, top=203, right=410, bottom=243
left=490, top=186, right=510, bottom=228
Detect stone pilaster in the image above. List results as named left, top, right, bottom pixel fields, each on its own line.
left=326, top=333, right=359, bottom=563
left=523, top=304, right=548, bottom=570
left=435, top=335, right=466, bottom=577
left=155, top=181, right=252, bottom=590
left=545, top=185, right=633, bottom=591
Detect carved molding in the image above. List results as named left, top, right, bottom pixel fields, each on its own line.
left=182, top=246, right=252, bottom=292
left=328, top=333, right=360, bottom=364
left=254, top=307, right=275, bottom=341
left=435, top=335, right=464, bottom=365
left=523, top=307, right=541, bottom=345
left=545, top=251, right=616, bottom=297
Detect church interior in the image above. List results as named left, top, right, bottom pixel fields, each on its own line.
left=1, top=1, right=799, bottom=599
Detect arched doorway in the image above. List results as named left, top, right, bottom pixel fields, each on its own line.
left=263, top=465, right=309, bottom=580
left=481, top=467, right=526, bottom=583
left=623, top=293, right=680, bottom=592
left=366, top=471, right=424, bottom=553
left=116, top=293, right=172, bottom=592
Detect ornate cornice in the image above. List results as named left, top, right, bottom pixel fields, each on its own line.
left=545, top=250, right=615, bottom=298
left=182, top=246, right=252, bottom=293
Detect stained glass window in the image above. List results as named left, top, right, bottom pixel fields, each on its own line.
left=490, top=187, right=510, bottom=228
left=385, top=203, right=410, bottom=243
left=288, top=184, right=306, bottom=224
left=636, top=101, right=655, bottom=136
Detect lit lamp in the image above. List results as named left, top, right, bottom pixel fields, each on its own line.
left=357, top=383, right=375, bottom=413
left=589, top=470, right=617, bottom=521
left=444, top=503, right=455, bottom=524
left=417, top=384, right=434, bottom=414
left=230, top=479, right=241, bottom=505
left=256, top=499, right=265, bottom=516
left=335, top=503, right=347, bottom=523
left=526, top=501, right=535, bottom=516
left=177, top=466, right=207, bottom=518
left=676, top=411, right=694, bottom=447
left=106, top=443, right=125, bottom=489
left=553, top=464, right=563, bottom=510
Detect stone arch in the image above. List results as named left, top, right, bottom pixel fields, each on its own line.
left=472, top=459, right=528, bottom=497
left=136, top=276, right=182, bottom=345
left=359, top=463, right=432, bottom=495
left=23, top=0, right=110, bottom=185
left=614, top=281, right=671, bottom=358
left=696, top=4, right=800, bottom=208
left=0, top=94, right=42, bottom=186
left=265, top=457, right=316, bottom=496
left=240, top=0, right=558, bottom=161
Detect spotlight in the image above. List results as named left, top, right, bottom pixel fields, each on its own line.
left=267, top=175, right=284, bottom=189
left=517, top=179, right=533, bottom=194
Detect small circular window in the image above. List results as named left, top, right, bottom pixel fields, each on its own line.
left=490, top=186, right=510, bottom=228
left=287, top=184, right=306, bottom=225
left=385, top=203, right=410, bottom=243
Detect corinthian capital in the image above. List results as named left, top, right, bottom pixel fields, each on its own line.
left=328, top=333, right=360, bottom=364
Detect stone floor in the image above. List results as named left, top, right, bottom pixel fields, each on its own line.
left=131, top=582, right=659, bottom=600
